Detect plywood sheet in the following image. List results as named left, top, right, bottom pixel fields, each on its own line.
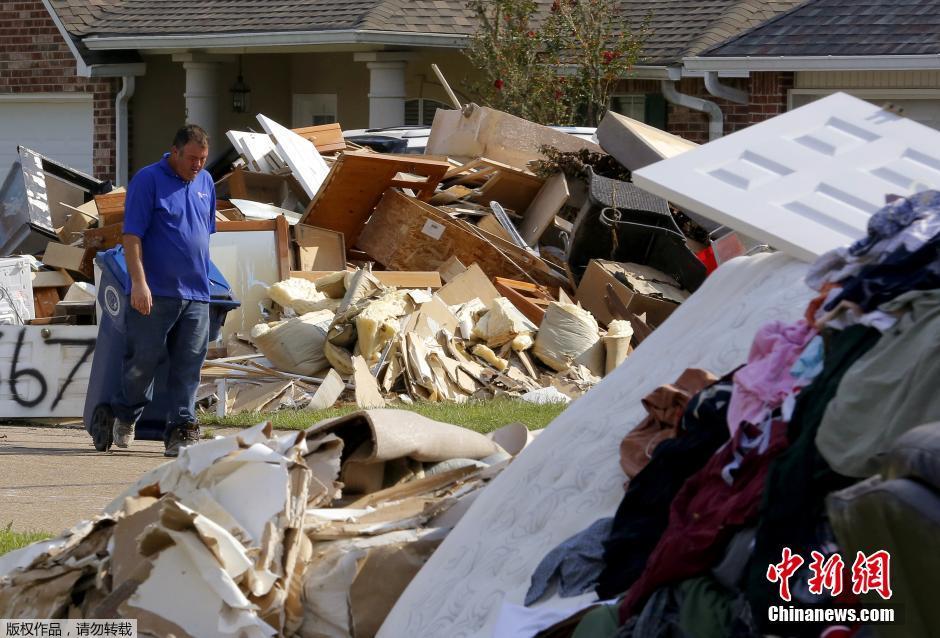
left=300, top=151, right=451, bottom=249
left=357, top=191, right=561, bottom=288
left=633, top=92, right=940, bottom=262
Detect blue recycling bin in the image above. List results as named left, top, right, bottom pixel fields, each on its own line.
left=83, top=245, right=240, bottom=451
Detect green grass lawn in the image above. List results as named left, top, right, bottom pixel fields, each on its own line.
left=0, top=523, right=51, bottom=557
left=199, top=397, right=569, bottom=434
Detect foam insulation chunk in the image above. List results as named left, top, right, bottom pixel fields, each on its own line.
left=268, top=278, right=340, bottom=315
left=603, top=320, right=634, bottom=375
left=251, top=310, right=334, bottom=376
left=533, top=302, right=601, bottom=372
left=472, top=298, right=537, bottom=347
left=355, top=290, right=411, bottom=363
left=472, top=344, right=508, bottom=372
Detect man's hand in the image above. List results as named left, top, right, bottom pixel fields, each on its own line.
left=130, top=281, right=152, bottom=315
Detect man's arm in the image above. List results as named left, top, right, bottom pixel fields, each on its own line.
left=124, top=234, right=152, bottom=315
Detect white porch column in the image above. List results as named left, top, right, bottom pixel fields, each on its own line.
left=354, top=53, right=413, bottom=129
left=172, top=54, right=222, bottom=159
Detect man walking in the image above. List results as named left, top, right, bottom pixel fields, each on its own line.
left=111, top=124, right=216, bottom=457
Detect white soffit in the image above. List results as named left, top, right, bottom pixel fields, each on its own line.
left=633, top=92, right=940, bottom=261
left=256, top=114, right=329, bottom=199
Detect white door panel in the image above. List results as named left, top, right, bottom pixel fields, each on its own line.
left=634, top=93, right=940, bottom=261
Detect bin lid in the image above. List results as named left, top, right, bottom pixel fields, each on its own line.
left=97, top=245, right=240, bottom=309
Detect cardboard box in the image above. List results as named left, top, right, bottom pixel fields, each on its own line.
left=42, top=241, right=87, bottom=274
left=576, top=259, right=681, bottom=328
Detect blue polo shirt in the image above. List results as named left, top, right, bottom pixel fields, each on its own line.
left=123, top=154, right=216, bottom=302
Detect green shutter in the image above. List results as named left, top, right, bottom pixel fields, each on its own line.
left=644, top=93, right=667, bottom=130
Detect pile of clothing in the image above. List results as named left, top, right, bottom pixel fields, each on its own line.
left=520, top=191, right=940, bottom=638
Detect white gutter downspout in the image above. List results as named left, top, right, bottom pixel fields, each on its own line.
left=661, top=79, right=724, bottom=141
left=704, top=71, right=748, bottom=105
left=115, top=75, right=135, bottom=186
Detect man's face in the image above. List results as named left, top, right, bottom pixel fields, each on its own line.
left=169, top=141, right=209, bottom=181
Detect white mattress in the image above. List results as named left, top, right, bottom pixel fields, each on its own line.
left=380, top=252, right=814, bottom=637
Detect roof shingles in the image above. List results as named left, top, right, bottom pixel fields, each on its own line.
left=701, top=0, right=940, bottom=57
left=48, top=0, right=803, bottom=65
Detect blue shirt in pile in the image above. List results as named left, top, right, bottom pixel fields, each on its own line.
left=122, top=153, right=216, bottom=302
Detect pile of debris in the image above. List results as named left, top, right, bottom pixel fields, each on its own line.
left=0, top=409, right=535, bottom=637
left=197, top=105, right=722, bottom=414
left=0, top=101, right=732, bottom=418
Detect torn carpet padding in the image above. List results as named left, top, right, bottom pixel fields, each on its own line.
left=379, top=252, right=814, bottom=637
left=305, top=409, right=504, bottom=494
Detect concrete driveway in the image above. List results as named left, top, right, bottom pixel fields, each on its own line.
left=0, top=424, right=233, bottom=533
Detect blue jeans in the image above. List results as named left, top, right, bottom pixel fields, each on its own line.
left=112, top=296, right=209, bottom=440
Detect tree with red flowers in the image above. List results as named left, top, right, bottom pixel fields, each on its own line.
left=464, top=0, right=647, bottom=126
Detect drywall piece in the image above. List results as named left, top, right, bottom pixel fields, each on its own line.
left=293, top=224, right=346, bottom=272
left=0, top=256, right=34, bottom=324
left=0, top=325, right=96, bottom=417
left=577, top=260, right=683, bottom=328
left=426, top=104, right=601, bottom=168
left=307, top=368, right=346, bottom=410
left=379, top=252, right=814, bottom=637
left=226, top=130, right=283, bottom=173
left=597, top=110, right=698, bottom=171
left=633, top=92, right=940, bottom=262
left=299, top=151, right=451, bottom=249
left=519, top=172, right=570, bottom=245
left=230, top=199, right=302, bottom=225
left=353, top=355, right=386, bottom=409
left=436, top=263, right=500, bottom=307
left=257, top=114, right=330, bottom=199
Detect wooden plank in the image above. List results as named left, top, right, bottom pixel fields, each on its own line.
left=357, top=190, right=562, bottom=288
left=93, top=191, right=126, bottom=227
left=288, top=270, right=443, bottom=289
left=291, top=122, right=347, bottom=153
left=275, top=214, right=290, bottom=280
left=299, top=151, right=451, bottom=249
left=31, top=269, right=73, bottom=289
left=294, top=224, right=346, bottom=272
left=477, top=214, right=514, bottom=244
left=216, top=220, right=277, bottom=232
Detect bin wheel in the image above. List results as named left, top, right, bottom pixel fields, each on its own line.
left=91, top=404, right=114, bottom=452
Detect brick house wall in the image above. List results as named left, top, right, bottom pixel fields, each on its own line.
left=0, top=0, right=118, bottom=179
left=616, top=71, right=795, bottom=144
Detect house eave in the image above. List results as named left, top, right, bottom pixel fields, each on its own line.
left=82, top=29, right=469, bottom=51
left=684, top=54, right=940, bottom=73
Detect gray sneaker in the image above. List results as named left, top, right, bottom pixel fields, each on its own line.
left=164, top=423, right=201, bottom=458
left=112, top=418, right=135, bottom=448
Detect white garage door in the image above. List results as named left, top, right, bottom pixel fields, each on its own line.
left=0, top=94, right=94, bottom=178
left=791, top=90, right=940, bottom=130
